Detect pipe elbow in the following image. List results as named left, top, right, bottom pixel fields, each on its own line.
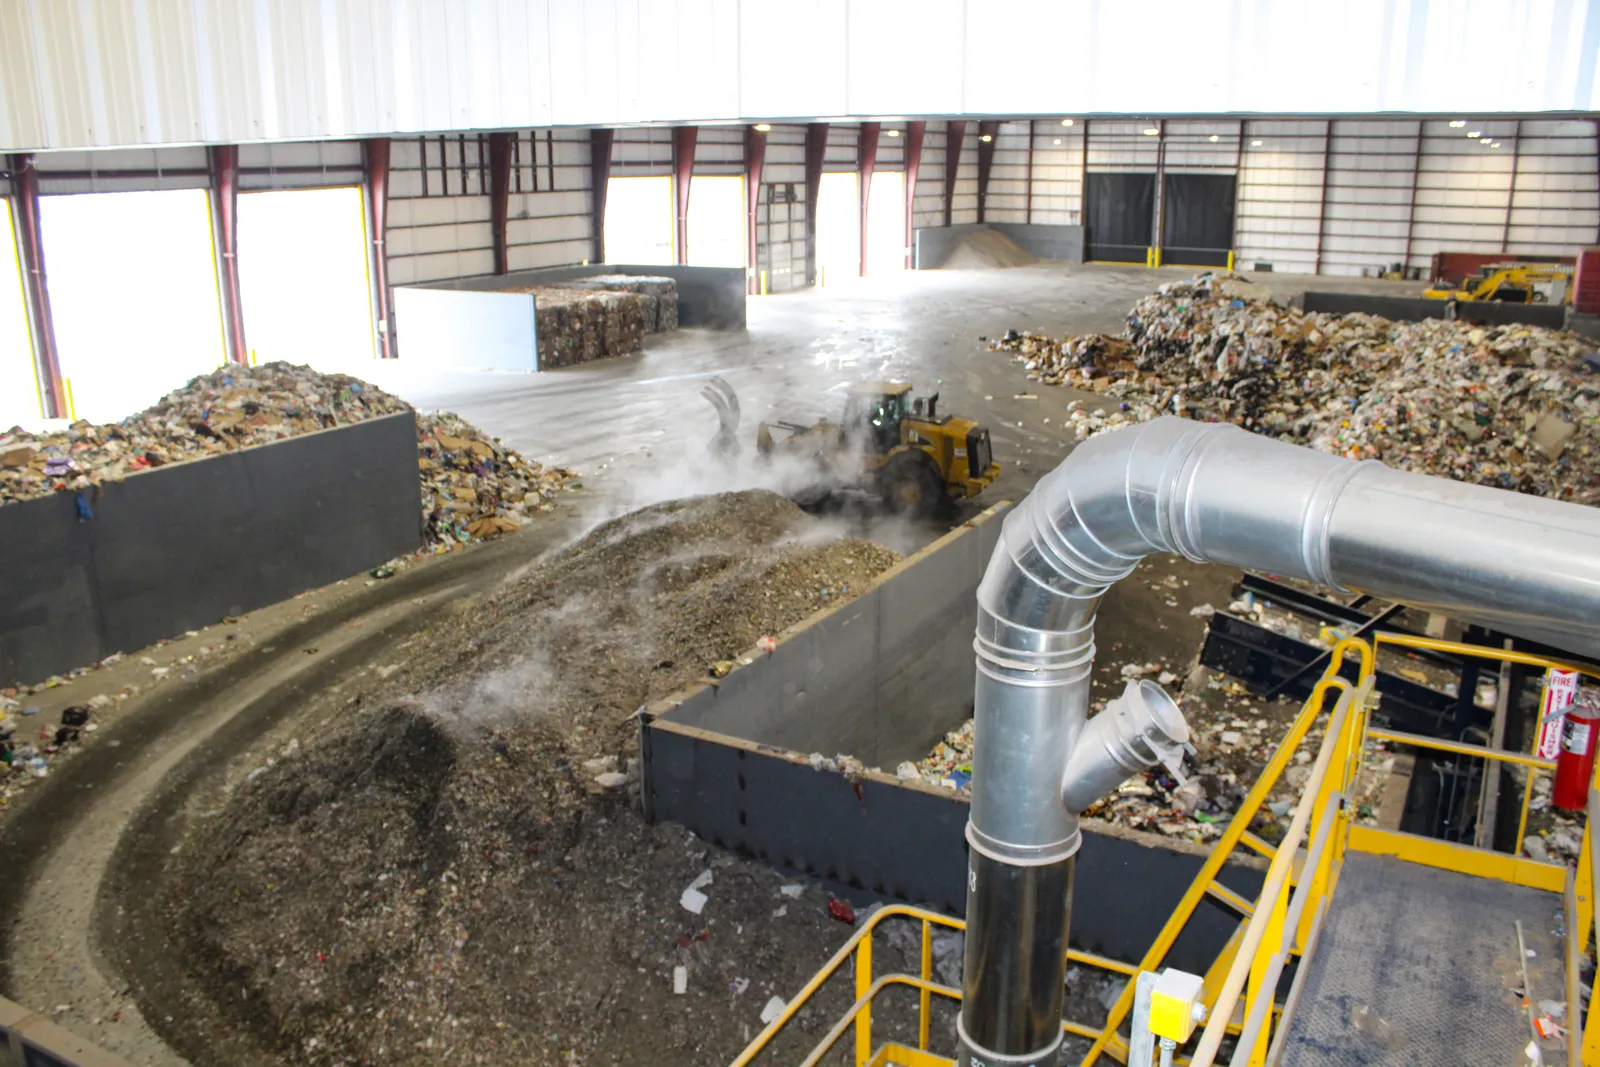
left=1061, top=679, right=1192, bottom=814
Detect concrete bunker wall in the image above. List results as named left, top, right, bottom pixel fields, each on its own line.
left=393, top=264, right=746, bottom=372
left=641, top=503, right=1263, bottom=972
left=0, top=412, right=422, bottom=688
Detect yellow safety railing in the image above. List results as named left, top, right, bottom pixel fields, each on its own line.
left=731, top=633, right=1600, bottom=1067
left=729, top=904, right=1137, bottom=1067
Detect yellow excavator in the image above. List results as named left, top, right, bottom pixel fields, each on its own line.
left=1423, top=262, right=1574, bottom=304
left=701, top=378, right=1000, bottom=516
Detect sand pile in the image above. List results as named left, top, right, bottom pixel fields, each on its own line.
left=161, top=491, right=899, bottom=1066
left=940, top=227, right=1039, bottom=269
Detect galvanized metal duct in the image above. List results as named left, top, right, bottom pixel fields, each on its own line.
left=958, top=416, right=1600, bottom=1067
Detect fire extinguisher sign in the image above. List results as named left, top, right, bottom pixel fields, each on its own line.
left=1536, top=668, right=1580, bottom=759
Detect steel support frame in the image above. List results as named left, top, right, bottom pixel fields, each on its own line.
left=942, top=120, right=965, bottom=228
left=744, top=124, right=767, bottom=294
left=804, top=123, right=829, bottom=285
left=1501, top=120, right=1523, bottom=255
left=1314, top=119, right=1333, bottom=275
left=975, top=121, right=999, bottom=224
left=1151, top=119, right=1166, bottom=265
left=207, top=145, right=248, bottom=366
left=1023, top=119, right=1034, bottom=224
left=1230, top=119, right=1246, bottom=255
left=488, top=132, right=513, bottom=275
left=904, top=121, right=926, bottom=269
left=589, top=128, right=614, bottom=265
left=1401, top=120, right=1424, bottom=275
left=363, top=138, right=395, bottom=360
left=7, top=153, right=66, bottom=415
left=857, top=122, right=880, bottom=278
left=673, top=125, right=698, bottom=265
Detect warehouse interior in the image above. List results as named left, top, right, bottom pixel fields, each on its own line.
left=5, top=4, right=1600, bottom=1067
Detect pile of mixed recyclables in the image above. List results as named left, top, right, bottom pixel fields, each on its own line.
left=0, top=362, right=575, bottom=548
left=506, top=275, right=678, bottom=369
left=991, top=272, right=1600, bottom=505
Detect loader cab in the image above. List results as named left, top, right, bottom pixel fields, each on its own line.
left=842, top=382, right=916, bottom=454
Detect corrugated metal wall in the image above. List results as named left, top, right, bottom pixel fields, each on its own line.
left=11, top=0, right=1598, bottom=152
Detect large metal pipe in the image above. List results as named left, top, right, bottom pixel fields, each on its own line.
left=959, top=416, right=1600, bottom=1067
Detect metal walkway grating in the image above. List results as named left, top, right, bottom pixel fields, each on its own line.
left=1279, top=851, right=1568, bottom=1066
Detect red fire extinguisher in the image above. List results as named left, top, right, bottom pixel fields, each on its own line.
left=1554, top=685, right=1600, bottom=812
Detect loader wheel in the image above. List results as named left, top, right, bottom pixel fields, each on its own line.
left=880, top=451, right=946, bottom=518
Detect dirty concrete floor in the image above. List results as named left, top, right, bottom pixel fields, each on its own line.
left=0, top=264, right=1438, bottom=1066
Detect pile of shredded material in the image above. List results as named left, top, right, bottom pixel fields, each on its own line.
left=0, top=362, right=575, bottom=546
left=992, top=273, right=1600, bottom=504
left=156, top=492, right=900, bottom=1066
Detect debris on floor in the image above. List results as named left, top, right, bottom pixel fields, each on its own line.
left=157, top=491, right=900, bottom=1066
left=988, top=272, right=1600, bottom=504
left=0, top=362, right=578, bottom=546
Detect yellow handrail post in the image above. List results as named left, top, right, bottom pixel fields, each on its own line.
left=919, top=919, right=932, bottom=1051
left=855, top=935, right=872, bottom=1066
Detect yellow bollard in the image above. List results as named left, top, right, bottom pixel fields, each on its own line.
left=64, top=377, right=77, bottom=421
left=760, top=269, right=768, bottom=296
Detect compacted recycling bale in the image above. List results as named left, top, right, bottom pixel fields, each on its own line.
left=552, top=274, right=679, bottom=333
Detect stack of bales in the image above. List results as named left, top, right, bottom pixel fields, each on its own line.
left=510, top=275, right=679, bottom=370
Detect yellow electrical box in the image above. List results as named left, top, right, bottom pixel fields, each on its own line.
left=1149, top=968, right=1206, bottom=1044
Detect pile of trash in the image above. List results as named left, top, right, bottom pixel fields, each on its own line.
left=991, top=273, right=1600, bottom=504
left=0, top=362, right=576, bottom=547
left=416, top=409, right=575, bottom=545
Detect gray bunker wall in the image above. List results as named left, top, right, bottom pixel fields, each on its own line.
left=394, top=265, right=746, bottom=371
left=0, top=412, right=422, bottom=688
left=641, top=503, right=1262, bottom=971
left=1301, top=290, right=1568, bottom=329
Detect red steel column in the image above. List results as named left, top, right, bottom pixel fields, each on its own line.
left=943, top=120, right=966, bottom=227
left=589, top=128, right=614, bottom=264
left=804, top=123, right=829, bottom=285
left=7, top=153, right=66, bottom=416
left=673, top=125, right=698, bottom=265
left=488, top=132, right=514, bottom=274
left=976, top=121, right=1000, bottom=224
left=744, top=124, right=768, bottom=294
left=208, top=145, right=248, bottom=365
left=857, top=122, right=880, bottom=277
left=904, top=121, right=926, bottom=268
left=363, top=138, right=395, bottom=359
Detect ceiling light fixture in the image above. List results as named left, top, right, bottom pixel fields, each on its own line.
left=1143, top=127, right=1159, bottom=135
left=1062, top=118, right=1074, bottom=126
left=1449, top=119, right=1467, bottom=128
left=753, top=123, right=771, bottom=132
left=1209, top=134, right=1219, bottom=142
left=886, top=129, right=900, bottom=137
left=1468, top=130, right=1482, bottom=138
left=1053, top=138, right=1062, bottom=145
left=1251, top=139, right=1263, bottom=146
left=979, top=134, right=993, bottom=142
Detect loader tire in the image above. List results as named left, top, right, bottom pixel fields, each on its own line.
left=880, top=451, right=945, bottom=518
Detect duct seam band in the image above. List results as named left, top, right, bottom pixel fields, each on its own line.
left=966, top=821, right=1081, bottom=867
left=957, top=1013, right=1065, bottom=1065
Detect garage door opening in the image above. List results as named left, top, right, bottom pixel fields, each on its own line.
left=685, top=175, right=745, bottom=268
left=0, top=199, right=41, bottom=428
left=815, top=172, right=859, bottom=285
left=865, top=170, right=906, bottom=276
left=604, top=176, right=674, bottom=265
left=40, top=189, right=225, bottom=423
left=238, top=187, right=376, bottom=374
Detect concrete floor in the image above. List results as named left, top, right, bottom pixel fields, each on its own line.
left=363, top=262, right=1425, bottom=534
